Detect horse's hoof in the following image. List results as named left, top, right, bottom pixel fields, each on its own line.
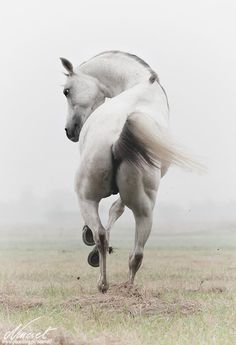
left=98, top=281, right=109, bottom=293
left=87, top=247, right=99, bottom=267
left=82, top=225, right=95, bottom=246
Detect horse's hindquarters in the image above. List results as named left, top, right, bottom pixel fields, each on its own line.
left=116, top=162, right=160, bottom=213
left=116, top=161, right=161, bottom=283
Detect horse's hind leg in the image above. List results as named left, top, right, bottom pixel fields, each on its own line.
left=129, top=212, right=153, bottom=283
left=117, top=162, right=160, bottom=284
left=78, top=197, right=109, bottom=293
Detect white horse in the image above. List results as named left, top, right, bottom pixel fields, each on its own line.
left=60, top=51, right=198, bottom=292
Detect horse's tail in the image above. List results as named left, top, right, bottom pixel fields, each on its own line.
left=113, top=112, right=205, bottom=173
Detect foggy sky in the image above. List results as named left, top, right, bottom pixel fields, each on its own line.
left=0, top=0, right=235, bottom=212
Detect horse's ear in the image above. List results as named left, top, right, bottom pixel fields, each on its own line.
left=60, top=57, right=74, bottom=76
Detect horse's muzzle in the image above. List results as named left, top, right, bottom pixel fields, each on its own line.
left=65, top=125, right=80, bottom=142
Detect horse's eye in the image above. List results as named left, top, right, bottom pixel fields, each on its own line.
left=63, top=88, right=70, bottom=97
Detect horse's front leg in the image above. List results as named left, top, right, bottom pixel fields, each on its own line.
left=106, top=197, right=125, bottom=243
left=82, top=197, right=125, bottom=248
left=78, top=196, right=109, bottom=293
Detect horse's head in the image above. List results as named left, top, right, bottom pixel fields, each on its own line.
left=60, top=58, right=109, bottom=142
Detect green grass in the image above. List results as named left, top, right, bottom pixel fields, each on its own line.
left=0, top=227, right=235, bottom=344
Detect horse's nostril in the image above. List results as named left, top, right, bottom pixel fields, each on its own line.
left=64, top=126, right=79, bottom=142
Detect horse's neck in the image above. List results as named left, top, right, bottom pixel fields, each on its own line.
left=78, top=53, right=152, bottom=97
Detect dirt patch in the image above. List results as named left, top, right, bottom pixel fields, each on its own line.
left=61, top=283, right=201, bottom=317
left=187, top=280, right=227, bottom=294
left=0, top=294, right=43, bottom=311
left=0, top=283, right=202, bottom=317
left=202, top=286, right=226, bottom=293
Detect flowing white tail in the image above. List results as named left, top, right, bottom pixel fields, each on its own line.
left=113, top=111, right=206, bottom=173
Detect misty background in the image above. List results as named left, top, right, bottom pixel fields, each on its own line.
left=0, top=0, right=235, bottom=243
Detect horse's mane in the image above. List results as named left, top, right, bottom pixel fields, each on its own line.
left=80, top=50, right=169, bottom=109
left=81, top=50, right=159, bottom=83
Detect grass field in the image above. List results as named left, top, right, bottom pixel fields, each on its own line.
left=0, top=225, right=235, bottom=345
